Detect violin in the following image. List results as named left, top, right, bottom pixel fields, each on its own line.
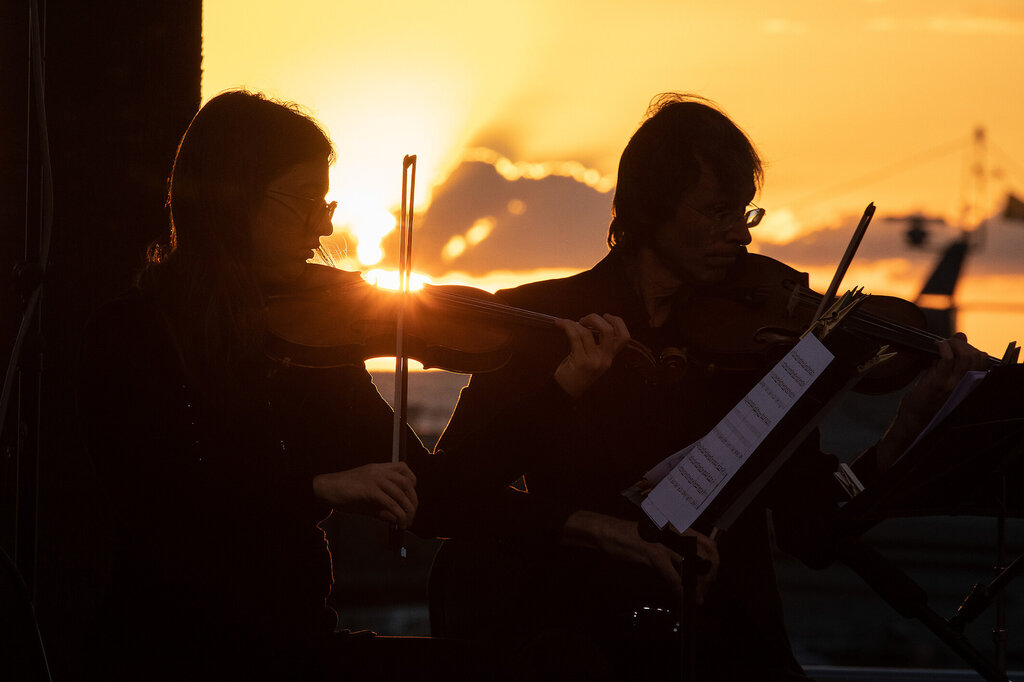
left=265, top=262, right=659, bottom=374
left=669, top=252, right=1004, bottom=393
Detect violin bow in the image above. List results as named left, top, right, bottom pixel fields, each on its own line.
left=390, top=154, right=417, bottom=558
left=812, top=202, right=875, bottom=324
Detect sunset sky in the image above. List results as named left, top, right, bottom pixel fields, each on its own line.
left=203, top=0, right=1024, bottom=357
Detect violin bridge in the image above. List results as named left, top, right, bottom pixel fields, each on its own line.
left=802, top=289, right=869, bottom=341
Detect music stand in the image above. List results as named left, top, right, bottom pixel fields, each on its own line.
left=835, top=364, right=1024, bottom=682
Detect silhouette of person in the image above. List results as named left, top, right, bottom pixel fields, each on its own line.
left=78, top=89, right=628, bottom=681
left=421, top=93, right=988, bottom=681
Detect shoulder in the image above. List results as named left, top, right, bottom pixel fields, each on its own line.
left=497, top=266, right=605, bottom=317
left=496, top=253, right=624, bottom=318
left=85, top=289, right=163, bottom=343
left=82, top=289, right=179, bottom=374
left=87, top=289, right=151, bottom=327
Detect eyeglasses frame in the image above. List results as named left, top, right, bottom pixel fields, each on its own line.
left=266, top=188, right=338, bottom=229
left=683, top=202, right=765, bottom=233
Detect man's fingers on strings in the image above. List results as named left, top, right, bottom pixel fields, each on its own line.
left=931, top=333, right=987, bottom=390
left=554, top=318, right=587, bottom=358
left=950, top=333, right=988, bottom=372
left=602, top=313, right=631, bottom=350
left=573, top=317, right=602, bottom=356
left=579, top=312, right=613, bottom=339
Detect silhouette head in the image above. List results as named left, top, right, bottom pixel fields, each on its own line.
left=165, top=90, right=335, bottom=271
left=608, top=93, right=762, bottom=253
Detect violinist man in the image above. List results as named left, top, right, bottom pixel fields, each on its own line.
left=413, top=93, right=989, bottom=681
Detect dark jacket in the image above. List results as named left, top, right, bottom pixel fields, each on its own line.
left=430, top=251, right=842, bottom=681
left=79, top=290, right=424, bottom=679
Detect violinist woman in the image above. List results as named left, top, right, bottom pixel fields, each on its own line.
left=79, top=90, right=629, bottom=681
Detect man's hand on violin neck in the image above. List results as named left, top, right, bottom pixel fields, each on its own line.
left=875, top=333, right=989, bottom=473
left=553, top=313, right=631, bottom=398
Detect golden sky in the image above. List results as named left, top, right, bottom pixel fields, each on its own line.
left=203, top=0, right=1024, bottom=356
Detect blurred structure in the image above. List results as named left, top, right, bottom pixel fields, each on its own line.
left=1, top=2, right=201, bottom=678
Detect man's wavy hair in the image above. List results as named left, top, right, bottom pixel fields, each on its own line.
left=142, top=90, right=335, bottom=395
left=607, top=93, right=762, bottom=251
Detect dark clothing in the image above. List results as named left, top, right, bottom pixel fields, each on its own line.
left=430, top=251, right=843, bottom=681
left=80, top=290, right=431, bottom=680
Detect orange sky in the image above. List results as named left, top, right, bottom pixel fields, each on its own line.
left=202, top=0, right=1024, bottom=356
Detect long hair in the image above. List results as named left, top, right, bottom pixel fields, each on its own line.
left=141, top=90, right=335, bottom=396
left=608, top=93, right=762, bottom=251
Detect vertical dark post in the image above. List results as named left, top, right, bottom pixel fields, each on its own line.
left=1, top=1, right=33, bottom=573
left=1, top=1, right=202, bottom=677
left=678, top=534, right=697, bottom=682
left=993, top=473, right=1007, bottom=674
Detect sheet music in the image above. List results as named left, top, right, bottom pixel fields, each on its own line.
left=897, top=369, right=988, bottom=461
left=640, top=334, right=834, bottom=532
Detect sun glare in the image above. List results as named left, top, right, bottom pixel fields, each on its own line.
left=201, top=0, right=1024, bottom=357
left=754, top=207, right=805, bottom=244
left=328, top=198, right=397, bottom=266
left=362, top=269, right=431, bottom=291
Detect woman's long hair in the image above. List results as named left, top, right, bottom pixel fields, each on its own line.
left=141, top=90, right=335, bottom=397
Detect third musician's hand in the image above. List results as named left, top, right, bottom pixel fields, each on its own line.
left=312, top=462, right=418, bottom=529
left=560, top=510, right=719, bottom=604
left=553, top=313, right=631, bottom=398
left=875, top=333, right=989, bottom=473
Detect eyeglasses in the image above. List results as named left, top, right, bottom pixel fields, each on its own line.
left=267, top=189, right=338, bottom=228
left=684, top=202, right=765, bottom=232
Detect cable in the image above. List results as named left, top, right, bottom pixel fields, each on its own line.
left=990, top=144, right=1024, bottom=193
left=1, top=0, right=53, bottom=441
left=785, top=136, right=969, bottom=213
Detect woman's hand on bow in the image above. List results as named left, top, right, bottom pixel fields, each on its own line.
left=313, top=462, right=418, bottom=528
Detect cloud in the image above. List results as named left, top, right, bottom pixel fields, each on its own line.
left=392, top=161, right=1024, bottom=297
left=756, top=209, right=1024, bottom=291
left=383, top=160, right=614, bottom=277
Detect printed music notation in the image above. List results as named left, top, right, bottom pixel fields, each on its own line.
left=636, top=334, right=834, bottom=532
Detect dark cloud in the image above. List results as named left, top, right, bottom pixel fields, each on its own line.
left=383, top=161, right=613, bottom=276
left=390, top=160, right=1024, bottom=283
left=758, top=210, right=1024, bottom=279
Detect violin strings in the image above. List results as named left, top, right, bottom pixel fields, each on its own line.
left=424, top=289, right=561, bottom=329
left=301, top=276, right=997, bottom=368
left=790, top=290, right=945, bottom=354
left=421, top=288, right=656, bottom=362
